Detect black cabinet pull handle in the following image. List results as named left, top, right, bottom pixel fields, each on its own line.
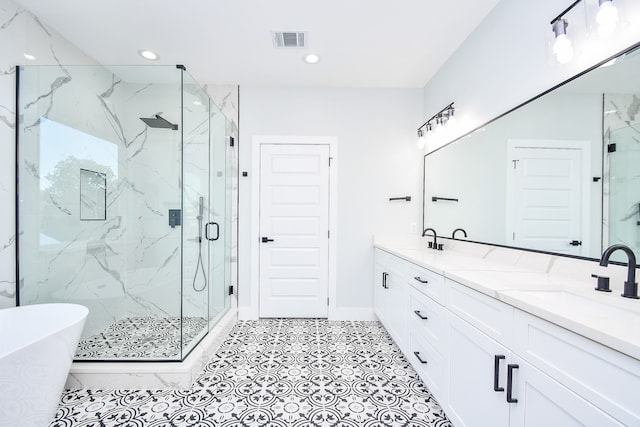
left=493, top=355, right=505, bottom=392
left=413, top=351, right=428, bottom=364
left=414, top=310, right=428, bottom=320
left=206, top=222, right=220, bottom=241
left=414, top=276, right=428, bottom=284
left=506, top=364, right=519, bottom=403
left=261, top=236, right=274, bottom=243
left=382, top=272, right=388, bottom=289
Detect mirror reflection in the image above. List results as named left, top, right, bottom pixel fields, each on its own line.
left=423, top=44, right=640, bottom=262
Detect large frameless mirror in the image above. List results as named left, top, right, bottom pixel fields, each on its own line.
left=423, top=42, right=640, bottom=263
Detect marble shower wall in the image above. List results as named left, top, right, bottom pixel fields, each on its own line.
left=0, top=0, right=96, bottom=309
left=603, top=92, right=640, bottom=258
left=1, top=0, right=240, bottom=324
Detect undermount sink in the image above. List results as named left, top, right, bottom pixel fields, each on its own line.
left=503, top=289, right=640, bottom=328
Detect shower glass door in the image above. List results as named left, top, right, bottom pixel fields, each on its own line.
left=208, top=101, right=231, bottom=326
left=181, top=71, right=211, bottom=357
left=17, top=64, right=232, bottom=361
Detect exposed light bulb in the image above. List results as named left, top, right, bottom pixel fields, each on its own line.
left=597, top=1, right=619, bottom=37
left=417, top=135, right=426, bottom=150
left=445, top=114, right=456, bottom=128
left=553, top=34, right=574, bottom=64
left=417, top=129, right=426, bottom=149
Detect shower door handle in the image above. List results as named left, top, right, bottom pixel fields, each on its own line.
left=205, top=222, right=219, bottom=241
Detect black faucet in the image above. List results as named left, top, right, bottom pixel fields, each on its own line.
left=599, top=244, right=639, bottom=299
left=422, top=228, right=442, bottom=251
left=452, top=228, right=467, bottom=239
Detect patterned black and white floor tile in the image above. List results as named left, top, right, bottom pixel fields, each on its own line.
left=75, top=316, right=208, bottom=359
left=52, top=319, right=452, bottom=426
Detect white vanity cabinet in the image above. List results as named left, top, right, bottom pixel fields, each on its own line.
left=372, top=247, right=639, bottom=427
left=373, top=250, right=407, bottom=350
left=445, top=282, right=622, bottom=427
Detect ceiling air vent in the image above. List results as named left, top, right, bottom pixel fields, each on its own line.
left=272, top=31, right=306, bottom=48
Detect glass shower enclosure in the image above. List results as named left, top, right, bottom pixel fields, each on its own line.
left=16, top=65, right=232, bottom=361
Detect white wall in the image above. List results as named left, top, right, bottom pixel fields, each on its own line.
left=239, top=87, right=423, bottom=316
left=422, top=0, right=640, bottom=143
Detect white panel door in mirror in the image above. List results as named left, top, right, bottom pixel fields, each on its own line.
left=506, top=139, right=591, bottom=256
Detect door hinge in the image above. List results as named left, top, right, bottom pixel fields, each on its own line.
left=230, top=136, right=235, bottom=147
left=228, top=285, right=234, bottom=295
left=608, top=143, right=616, bottom=153
left=512, top=231, right=515, bottom=240
left=329, top=156, right=333, bottom=166
left=512, top=159, right=519, bottom=169
left=327, top=297, right=329, bottom=306
left=328, top=230, right=330, bottom=238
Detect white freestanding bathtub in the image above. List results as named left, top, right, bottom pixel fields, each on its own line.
left=0, top=303, right=88, bottom=427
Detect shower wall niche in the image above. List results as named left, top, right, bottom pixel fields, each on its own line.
left=16, top=65, right=233, bottom=361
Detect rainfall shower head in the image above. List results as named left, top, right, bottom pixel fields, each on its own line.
left=139, top=114, right=178, bottom=130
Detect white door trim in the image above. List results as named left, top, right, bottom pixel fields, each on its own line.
left=505, top=139, right=591, bottom=255
left=248, top=135, right=337, bottom=319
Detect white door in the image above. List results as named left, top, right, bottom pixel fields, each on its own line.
left=259, top=144, right=330, bottom=318
left=507, top=141, right=589, bottom=256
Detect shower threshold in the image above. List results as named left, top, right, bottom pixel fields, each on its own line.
left=75, top=316, right=208, bottom=360
left=65, top=309, right=237, bottom=389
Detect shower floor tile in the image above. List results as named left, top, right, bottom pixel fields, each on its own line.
left=52, top=319, right=452, bottom=426
left=75, top=316, right=208, bottom=359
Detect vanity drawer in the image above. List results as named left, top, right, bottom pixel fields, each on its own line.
left=407, top=263, right=445, bottom=305
left=513, top=310, right=640, bottom=426
left=408, top=330, right=447, bottom=404
left=408, top=289, right=447, bottom=354
left=446, top=279, right=514, bottom=348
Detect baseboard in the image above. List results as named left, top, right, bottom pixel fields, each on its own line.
left=239, top=305, right=376, bottom=321
left=329, top=306, right=376, bottom=321
left=238, top=306, right=259, bottom=320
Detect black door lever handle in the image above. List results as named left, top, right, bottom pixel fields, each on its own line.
left=261, top=237, right=274, bottom=243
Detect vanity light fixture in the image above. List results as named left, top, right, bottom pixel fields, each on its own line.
left=416, top=102, right=455, bottom=148
left=596, top=0, right=619, bottom=37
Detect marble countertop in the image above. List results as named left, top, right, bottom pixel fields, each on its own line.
left=374, top=236, right=640, bottom=361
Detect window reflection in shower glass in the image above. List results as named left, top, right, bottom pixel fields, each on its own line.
left=80, top=169, right=106, bottom=220
left=38, top=118, right=117, bottom=238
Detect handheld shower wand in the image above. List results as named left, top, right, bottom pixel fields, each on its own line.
left=192, top=196, right=207, bottom=292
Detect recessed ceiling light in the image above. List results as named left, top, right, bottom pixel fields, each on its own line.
left=139, top=50, right=159, bottom=60
left=23, top=53, right=36, bottom=61
left=304, top=53, right=320, bottom=64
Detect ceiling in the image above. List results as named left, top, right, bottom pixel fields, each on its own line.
left=15, top=0, right=501, bottom=88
